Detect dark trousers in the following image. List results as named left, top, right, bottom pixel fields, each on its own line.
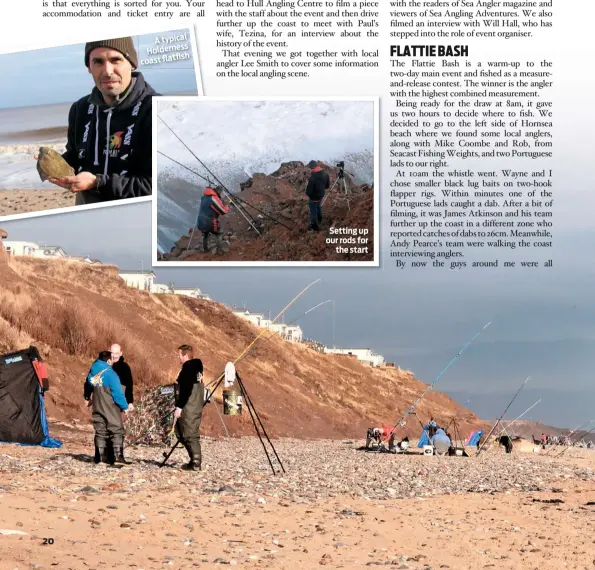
left=202, top=231, right=222, bottom=252
left=92, top=412, right=124, bottom=449
left=175, top=384, right=204, bottom=465
left=308, top=200, right=322, bottom=228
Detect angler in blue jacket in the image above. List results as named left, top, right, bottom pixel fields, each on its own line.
left=85, top=350, right=131, bottom=465
left=430, top=427, right=452, bottom=456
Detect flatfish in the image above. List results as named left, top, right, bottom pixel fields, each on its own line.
left=37, top=147, right=74, bottom=187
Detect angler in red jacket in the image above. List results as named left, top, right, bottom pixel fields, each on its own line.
left=196, top=186, right=230, bottom=253
left=365, top=425, right=395, bottom=449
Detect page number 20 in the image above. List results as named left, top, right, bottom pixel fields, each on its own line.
left=42, top=538, right=55, bottom=545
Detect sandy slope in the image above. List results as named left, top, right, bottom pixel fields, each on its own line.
left=0, top=188, right=74, bottom=216
left=0, top=256, right=480, bottom=438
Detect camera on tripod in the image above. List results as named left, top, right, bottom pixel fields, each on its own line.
left=336, top=161, right=345, bottom=178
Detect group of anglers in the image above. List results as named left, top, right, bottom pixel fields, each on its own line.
left=85, top=344, right=205, bottom=470
left=366, top=418, right=523, bottom=455
left=193, top=160, right=331, bottom=253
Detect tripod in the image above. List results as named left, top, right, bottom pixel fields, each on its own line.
left=321, top=164, right=353, bottom=210
left=160, top=368, right=285, bottom=475
left=443, top=415, right=469, bottom=456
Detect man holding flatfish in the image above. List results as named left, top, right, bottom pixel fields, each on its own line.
left=35, top=37, right=158, bottom=205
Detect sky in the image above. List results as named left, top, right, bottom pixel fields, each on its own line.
left=0, top=29, right=198, bottom=109
left=2, top=201, right=594, bottom=429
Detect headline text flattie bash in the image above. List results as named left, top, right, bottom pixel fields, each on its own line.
left=391, top=45, right=469, bottom=57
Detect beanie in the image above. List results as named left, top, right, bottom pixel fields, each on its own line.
left=307, top=160, right=318, bottom=169
left=85, top=37, right=138, bottom=69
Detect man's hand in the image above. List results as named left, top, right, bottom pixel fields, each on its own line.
left=174, top=407, right=183, bottom=419
left=127, top=403, right=135, bottom=412
left=49, top=172, right=97, bottom=192
left=85, top=399, right=92, bottom=408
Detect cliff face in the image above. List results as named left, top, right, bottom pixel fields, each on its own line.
left=0, top=255, right=480, bottom=439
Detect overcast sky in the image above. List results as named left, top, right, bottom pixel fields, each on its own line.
left=2, top=202, right=594, bottom=428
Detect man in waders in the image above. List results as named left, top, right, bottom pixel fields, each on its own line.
left=196, top=185, right=229, bottom=254
left=174, top=345, right=205, bottom=471
left=85, top=351, right=131, bottom=465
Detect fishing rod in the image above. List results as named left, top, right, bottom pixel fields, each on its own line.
left=477, top=375, right=531, bottom=454
left=157, top=116, right=262, bottom=236
left=157, top=149, right=261, bottom=246
left=159, top=150, right=294, bottom=230
left=545, top=419, right=594, bottom=455
left=384, top=321, right=492, bottom=443
left=497, top=399, right=541, bottom=438
left=210, top=299, right=334, bottom=377
left=158, top=150, right=214, bottom=186
left=168, top=279, right=321, bottom=438
left=554, top=420, right=595, bottom=459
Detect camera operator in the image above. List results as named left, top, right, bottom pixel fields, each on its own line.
left=305, top=160, right=330, bottom=232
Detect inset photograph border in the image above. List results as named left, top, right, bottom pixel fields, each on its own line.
left=152, top=95, right=379, bottom=267
left=0, top=26, right=202, bottom=222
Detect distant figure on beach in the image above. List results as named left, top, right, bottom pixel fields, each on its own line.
left=498, top=435, right=513, bottom=454
left=430, top=427, right=451, bottom=456
left=37, top=37, right=158, bottom=205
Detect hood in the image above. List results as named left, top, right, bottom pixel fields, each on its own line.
left=89, top=359, right=111, bottom=376
left=311, top=166, right=322, bottom=173
left=88, top=71, right=156, bottom=111
left=204, top=187, right=219, bottom=197
left=182, top=358, right=203, bottom=374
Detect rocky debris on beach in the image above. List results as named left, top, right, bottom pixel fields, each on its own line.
left=0, top=436, right=591, bottom=503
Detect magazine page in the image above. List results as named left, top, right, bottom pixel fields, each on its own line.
left=1, top=1, right=594, bottom=569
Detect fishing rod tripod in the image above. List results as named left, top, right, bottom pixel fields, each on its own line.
left=443, top=415, right=469, bottom=456
left=321, top=161, right=354, bottom=210
left=160, top=368, right=285, bottom=475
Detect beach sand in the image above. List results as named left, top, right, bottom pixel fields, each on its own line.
left=0, top=188, right=74, bottom=217
left=0, top=429, right=593, bottom=570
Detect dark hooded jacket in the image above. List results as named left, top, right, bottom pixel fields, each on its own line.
left=62, top=72, right=158, bottom=204
left=175, top=358, right=204, bottom=410
left=112, top=356, right=134, bottom=404
left=196, top=187, right=229, bottom=234
left=305, top=167, right=330, bottom=202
